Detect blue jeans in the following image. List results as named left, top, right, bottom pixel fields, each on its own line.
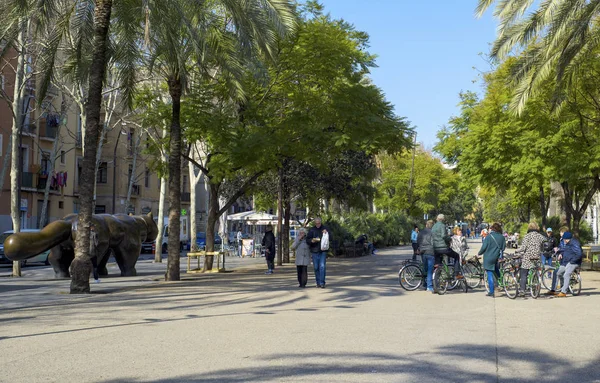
left=421, top=254, right=435, bottom=290
left=312, top=252, right=327, bottom=286
left=541, top=254, right=552, bottom=267
left=487, top=270, right=496, bottom=294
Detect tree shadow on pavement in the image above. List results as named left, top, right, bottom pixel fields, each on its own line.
left=98, top=345, right=600, bottom=383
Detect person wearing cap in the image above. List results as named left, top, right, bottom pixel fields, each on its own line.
left=546, top=226, right=569, bottom=295
left=554, top=231, right=582, bottom=297
left=432, top=214, right=463, bottom=280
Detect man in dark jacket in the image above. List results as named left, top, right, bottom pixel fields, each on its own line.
left=417, top=220, right=435, bottom=292
left=306, top=217, right=331, bottom=288
left=542, top=228, right=556, bottom=267
left=262, top=225, right=276, bottom=274
left=555, top=232, right=582, bottom=297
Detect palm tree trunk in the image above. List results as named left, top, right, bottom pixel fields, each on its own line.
left=165, top=76, right=182, bottom=281
left=71, top=0, right=113, bottom=294
left=10, top=17, right=27, bottom=277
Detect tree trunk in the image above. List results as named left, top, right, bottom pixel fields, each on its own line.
left=10, top=18, right=27, bottom=277
left=204, top=181, right=219, bottom=270
left=39, top=95, right=67, bottom=228
left=539, top=184, right=547, bottom=229
left=154, top=128, right=168, bottom=263
left=572, top=212, right=582, bottom=238
left=276, top=166, right=283, bottom=266
left=71, top=0, right=113, bottom=294
left=189, top=161, right=198, bottom=251
left=283, top=195, right=291, bottom=263
left=126, top=132, right=141, bottom=204
left=165, top=76, right=182, bottom=281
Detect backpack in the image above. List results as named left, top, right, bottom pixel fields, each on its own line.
left=543, top=238, right=554, bottom=253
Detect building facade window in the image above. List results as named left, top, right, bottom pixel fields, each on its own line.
left=58, top=201, right=64, bottom=209
left=60, top=150, right=65, bottom=164
left=97, top=162, right=108, bottom=184
left=95, top=205, right=106, bottom=214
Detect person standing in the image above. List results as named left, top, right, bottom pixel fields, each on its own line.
left=307, top=217, right=331, bottom=288
left=450, top=227, right=469, bottom=263
left=292, top=228, right=310, bottom=287
left=237, top=228, right=243, bottom=258
left=478, top=222, right=505, bottom=297
left=411, top=225, right=419, bottom=261
left=518, top=222, right=546, bottom=296
left=417, top=220, right=435, bottom=293
left=262, top=225, right=276, bottom=274
left=542, top=228, right=556, bottom=267
left=432, top=214, right=462, bottom=278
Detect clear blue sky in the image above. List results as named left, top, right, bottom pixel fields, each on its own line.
left=320, top=0, right=497, bottom=148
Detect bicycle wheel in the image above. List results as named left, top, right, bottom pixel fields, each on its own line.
left=502, top=272, right=519, bottom=299
left=569, top=272, right=582, bottom=296
left=399, top=264, right=423, bottom=291
left=446, top=266, right=459, bottom=290
left=529, top=271, right=541, bottom=299
left=541, top=267, right=555, bottom=290
left=433, top=268, right=448, bottom=295
left=463, top=262, right=483, bottom=289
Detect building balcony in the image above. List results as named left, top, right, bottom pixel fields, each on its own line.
left=181, top=192, right=191, bottom=202
left=40, top=124, right=58, bottom=139
left=21, top=124, right=37, bottom=135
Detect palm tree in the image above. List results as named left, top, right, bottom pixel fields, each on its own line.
left=476, top=0, right=600, bottom=113
left=143, top=0, right=296, bottom=281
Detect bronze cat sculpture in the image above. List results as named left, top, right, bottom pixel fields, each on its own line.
left=3, top=213, right=158, bottom=278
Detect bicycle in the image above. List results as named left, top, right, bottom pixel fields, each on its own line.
left=462, top=255, right=485, bottom=289
left=398, top=259, right=425, bottom=291
left=432, top=256, right=467, bottom=295
left=484, top=254, right=520, bottom=299
left=512, top=254, right=542, bottom=299
left=541, top=254, right=582, bottom=295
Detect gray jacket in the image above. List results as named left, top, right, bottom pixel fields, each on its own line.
left=292, top=237, right=311, bottom=266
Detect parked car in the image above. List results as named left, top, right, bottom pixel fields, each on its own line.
left=196, top=232, right=222, bottom=249
left=0, top=230, right=51, bottom=266
left=141, top=241, right=154, bottom=254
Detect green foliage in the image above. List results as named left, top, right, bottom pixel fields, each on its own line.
left=324, top=211, right=412, bottom=247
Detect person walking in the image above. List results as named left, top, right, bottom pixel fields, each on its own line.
left=89, top=224, right=100, bottom=283
left=411, top=225, right=420, bottom=261
left=236, top=228, right=243, bottom=258
left=478, top=222, right=505, bottom=297
left=262, top=225, right=276, bottom=274
left=292, top=228, right=310, bottom=288
left=518, top=222, right=546, bottom=296
left=307, top=217, right=331, bottom=288
left=432, top=214, right=462, bottom=278
left=417, top=220, right=435, bottom=293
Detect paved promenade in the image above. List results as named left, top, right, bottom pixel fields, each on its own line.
left=1, top=240, right=600, bottom=383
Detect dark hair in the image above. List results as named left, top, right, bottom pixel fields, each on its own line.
left=414, top=225, right=418, bottom=229
left=491, top=222, right=502, bottom=233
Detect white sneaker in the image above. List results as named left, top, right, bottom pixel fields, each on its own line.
left=94, top=279, right=101, bottom=284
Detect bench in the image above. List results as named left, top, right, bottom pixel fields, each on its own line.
left=340, top=242, right=367, bottom=258
left=582, top=246, right=600, bottom=270
left=186, top=251, right=225, bottom=273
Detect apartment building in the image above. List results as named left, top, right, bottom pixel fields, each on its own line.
left=0, top=47, right=204, bottom=233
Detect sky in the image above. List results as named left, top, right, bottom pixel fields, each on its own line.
left=319, top=0, right=498, bottom=149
